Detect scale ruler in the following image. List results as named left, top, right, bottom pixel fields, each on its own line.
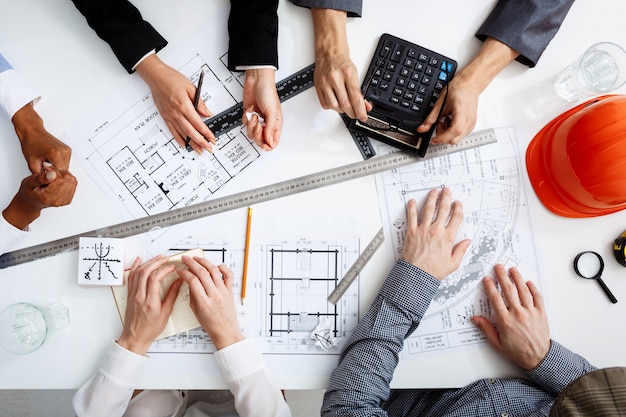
left=207, top=63, right=315, bottom=136
left=328, top=227, right=384, bottom=304
left=0, top=129, right=496, bottom=269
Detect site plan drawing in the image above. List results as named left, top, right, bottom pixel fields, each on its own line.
left=144, top=216, right=361, bottom=356
left=63, top=10, right=260, bottom=222
left=376, top=126, right=543, bottom=359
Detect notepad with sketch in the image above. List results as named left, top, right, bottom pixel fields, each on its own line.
left=111, top=248, right=204, bottom=340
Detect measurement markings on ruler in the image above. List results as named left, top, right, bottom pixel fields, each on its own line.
left=0, top=128, right=496, bottom=269
left=207, top=64, right=315, bottom=137
left=328, top=227, right=385, bottom=305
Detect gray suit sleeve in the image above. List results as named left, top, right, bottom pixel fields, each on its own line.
left=289, top=0, right=362, bottom=17
left=476, top=0, right=575, bottom=67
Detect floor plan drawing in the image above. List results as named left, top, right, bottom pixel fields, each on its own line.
left=375, top=126, right=543, bottom=358
left=64, top=12, right=260, bottom=221
left=145, top=217, right=361, bottom=355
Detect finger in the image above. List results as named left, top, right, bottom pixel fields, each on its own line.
left=317, top=85, right=339, bottom=112
left=182, top=256, right=218, bottom=294
left=446, top=200, right=464, bottom=232
left=165, top=120, right=186, bottom=149
left=527, top=280, right=545, bottom=311
left=126, top=256, right=142, bottom=290
left=419, top=188, right=440, bottom=225
left=346, top=82, right=368, bottom=122
left=334, top=85, right=356, bottom=119
left=432, top=117, right=466, bottom=145
left=417, top=97, right=443, bottom=133
left=494, top=264, right=520, bottom=307
left=218, top=264, right=234, bottom=291
left=178, top=268, right=209, bottom=299
left=405, top=199, right=418, bottom=231
left=196, top=99, right=213, bottom=119
left=263, top=112, right=282, bottom=149
left=47, top=147, right=71, bottom=171
left=193, top=257, right=224, bottom=287
left=508, top=267, right=533, bottom=308
left=161, top=278, right=182, bottom=315
left=432, top=188, right=452, bottom=227
left=138, top=256, right=170, bottom=299
left=471, top=316, right=502, bottom=350
left=451, top=238, right=471, bottom=266
left=483, top=275, right=508, bottom=317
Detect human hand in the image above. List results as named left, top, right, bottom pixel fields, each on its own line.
left=416, top=71, right=480, bottom=145
left=135, top=55, right=216, bottom=153
left=401, top=187, right=471, bottom=280
left=2, top=166, right=77, bottom=230
left=12, top=103, right=72, bottom=172
left=311, top=8, right=372, bottom=122
left=117, top=256, right=181, bottom=355
left=178, top=256, right=244, bottom=350
left=472, top=264, right=551, bottom=371
left=241, top=68, right=282, bottom=151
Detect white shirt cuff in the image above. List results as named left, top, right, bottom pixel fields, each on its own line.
left=213, top=338, right=266, bottom=383
left=132, top=50, right=156, bottom=71
left=0, top=69, right=40, bottom=120
left=0, top=214, right=29, bottom=255
left=101, top=341, right=151, bottom=387
left=235, top=65, right=278, bottom=71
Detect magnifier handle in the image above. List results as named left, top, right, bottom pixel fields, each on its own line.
left=597, top=278, right=618, bottom=304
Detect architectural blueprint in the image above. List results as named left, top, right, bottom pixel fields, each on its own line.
left=63, top=11, right=260, bottom=221
left=376, top=126, right=543, bottom=359
left=145, top=216, right=361, bottom=355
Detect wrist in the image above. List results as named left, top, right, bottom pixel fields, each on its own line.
left=135, top=54, right=167, bottom=85
left=11, top=103, right=45, bottom=145
left=210, top=328, right=245, bottom=351
left=245, top=67, right=275, bottom=84
left=3, top=198, right=40, bottom=230
left=117, top=334, right=152, bottom=356
left=456, top=37, right=519, bottom=94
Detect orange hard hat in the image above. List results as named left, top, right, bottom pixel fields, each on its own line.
left=526, top=94, right=626, bottom=218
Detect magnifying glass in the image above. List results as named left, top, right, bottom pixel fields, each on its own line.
left=573, top=251, right=618, bottom=304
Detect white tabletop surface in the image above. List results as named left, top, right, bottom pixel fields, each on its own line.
left=1, top=0, right=626, bottom=390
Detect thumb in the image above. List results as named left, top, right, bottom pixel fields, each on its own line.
left=41, top=166, right=60, bottom=184
left=472, top=316, right=501, bottom=349
left=162, top=278, right=182, bottom=313
left=417, top=100, right=442, bottom=133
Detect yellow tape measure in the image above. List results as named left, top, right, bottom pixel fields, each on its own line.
left=614, top=230, right=626, bottom=267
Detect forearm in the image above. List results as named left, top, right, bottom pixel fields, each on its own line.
left=2, top=196, right=41, bottom=231
left=11, top=102, right=44, bottom=145
left=526, top=340, right=597, bottom=396
left=312, top=8, right=350, bottom=61
left=453, top=37, right=519, bottom=97
left=322, top=260, right=440, bottom=416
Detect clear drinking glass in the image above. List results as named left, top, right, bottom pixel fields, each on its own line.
left=554, top=42, right=626, bottom=102
left=0, top=302, right=69, bottom=354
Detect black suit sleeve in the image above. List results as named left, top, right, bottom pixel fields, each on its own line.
left=71, top=0, right=167, bottom=73
left=227, top=0, right=279, bottom=70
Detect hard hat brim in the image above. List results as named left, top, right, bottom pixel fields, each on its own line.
left=526, top=95, right=626, bottom=218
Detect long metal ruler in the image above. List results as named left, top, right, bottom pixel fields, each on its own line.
left=0, top=128, right=496, bottom=269
left=206, top=63, right=315, bottom=137
left=328, top=227, right=384, bottom=304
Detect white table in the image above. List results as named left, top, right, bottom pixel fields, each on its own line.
left=1, top=0, right=625, bottom=390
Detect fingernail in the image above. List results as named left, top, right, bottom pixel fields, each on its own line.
left=45, top=171, right=56, bottom=181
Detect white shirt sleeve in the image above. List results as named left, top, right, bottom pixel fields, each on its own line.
left=214, top=338, right=292, bottom=417
left=0, top=215, right=28, bottom=255
left=0, top=65, right=40, bottom=120
left=72, top=341, right=150, bottom=417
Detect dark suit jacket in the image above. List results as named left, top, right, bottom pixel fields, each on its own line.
left=227, top=0, right=279, bottom=71
left=71, top=0, right=279, bottom=74
left=71, top=0, right=167, bottom=74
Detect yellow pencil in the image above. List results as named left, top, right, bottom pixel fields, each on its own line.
left=241, top=207, right=252, bottom=305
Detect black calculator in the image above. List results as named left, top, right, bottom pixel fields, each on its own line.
left=346, top=33, right=457, bottom=156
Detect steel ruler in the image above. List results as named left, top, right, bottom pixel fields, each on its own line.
left=328, top=227, right=385, bottom=304
left=0, top=128, right=496, bottom=269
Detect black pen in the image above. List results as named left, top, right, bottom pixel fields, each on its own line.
left=185, top=70, right=205, bottom=152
